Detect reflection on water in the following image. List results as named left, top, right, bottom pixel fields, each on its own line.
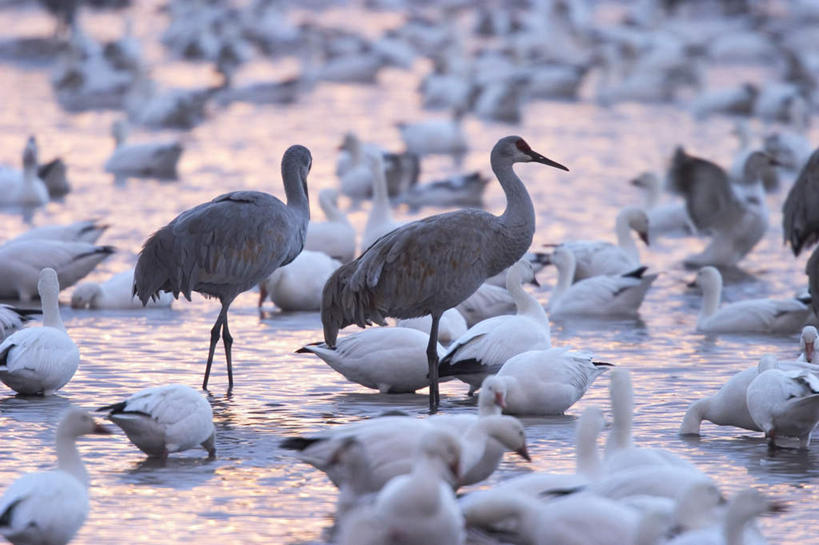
left=0, top=1, right=817, bottom=544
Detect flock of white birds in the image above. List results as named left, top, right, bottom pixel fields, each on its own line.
left=1, top=0, right=819, bottom=544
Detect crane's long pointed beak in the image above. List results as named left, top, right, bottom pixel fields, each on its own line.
left=529, top=151, right=569, bottom=172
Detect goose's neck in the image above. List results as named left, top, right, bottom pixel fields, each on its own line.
left=698, top=278, right=722, bottom=323
left=56, top=432, right=88, bottom=487
left=509, top=279, right=550, bottom=330
left=41, top=285, right=65, bottom=330
left=22, top=163, right=37, bottom=188
left=722, top=508, right=752, bottom=545
left=493, top=154, right=535, bottom=264
left=550, top=254, right=575, bottom=306
left=370, top=162, right=392, bottom=221
left=318, top=192, right=349, bottom=224
left=643, top=180, right=660, bottom=209
left=679, top=398, right=709, bottom=435
left=575, top=418, right=602, bottom=478
left=615, top=212, right=639, bottom=260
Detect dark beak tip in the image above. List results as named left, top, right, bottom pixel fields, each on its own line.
left=94, top=424, right=113, bottom=435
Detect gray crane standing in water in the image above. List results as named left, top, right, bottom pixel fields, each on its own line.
left=321, top=136, right=569, bottom=413
left=782, top=148, right=819, bottom=313
left=133, top=145, right=312, bottom=390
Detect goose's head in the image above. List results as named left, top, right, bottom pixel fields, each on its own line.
left=420, top=428, right=462, bottom=482
left=758, top=354, right=779, bottom=373
left=483, top=416, right=530, bottom=461
left=801, top=326, right=818, bottom=363
left=674, top=481, right=724, bottom=530
left=70, top=283, right=102, bottom=309
left=550, top=246, right=575, bottom=274
left=629, top=172, right=660, bottom=192
left=37, top=267, right=61, bottom=299
left=726, top=489, right=786, bottom=524
left=690, top=266, right=721, bottom=292
left=57, top=408, right=112, bottom=439
left=479, top=375, right=507, bottom=413
left=741, top=151, right=778, bottom=184
left=23, top=136, right=38, bottom=170
left=622, top=206, right=650, bottom=245
left=111, top=119, right=129, bottom=146
left=492, top=136, right=569, bottom=171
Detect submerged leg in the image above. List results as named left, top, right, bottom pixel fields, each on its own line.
left=427, top=313, right=442, bottom=414
left=222, top=312, right=234, bottom=390
left=203, top=304, right=229, bottom=390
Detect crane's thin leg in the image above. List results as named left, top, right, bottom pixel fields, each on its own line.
left=222, top=314, right=234, bottom=390
left=427, top=313, right=441, bottom=414
left=203, top=306, right=227, bottom=390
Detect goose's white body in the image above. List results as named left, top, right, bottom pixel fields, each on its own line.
left=456, top=283, right=516, bottom=327
left=6, top=220, right=107, bottom=245
left=560, top=206, right=649, bottom=281
left=495, top=348, right=610, bottom=416
left=548, top=248, right=656, bottom=317
left=0, top=269, right=78, bottom=396
left=101, top=384, right=215, bottom=457
left=71, top=269, right=173, bottom=310
left=397, top=308, right=467, bottom=346
left=297, top=327, right=445, bottom=393
left=746, top=367, right=819, bottom=448
left=398, top=119, right=467, bottom=156
left=105, top=141, right=182, bottom=179
left=0, top=138, right=48, bottom=208
left=693, top=267, right=809, bottom=334
left=304, top=189, right=357, bottom=263
left=259, top=250, right=340, bottom=311
left=680, top=366, right=763, bottom=435
left=0, top=306, right=37, bottom=340
left=439, top=260, right=551, bottom=394
left=0, top=240, right=113, bottom=302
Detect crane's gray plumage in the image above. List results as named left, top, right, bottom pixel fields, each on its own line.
left=134, top=144, right=312, bottom=389
left=321, top=136, right=568, bottom=412
left=783, top=148, right=819, bottom=257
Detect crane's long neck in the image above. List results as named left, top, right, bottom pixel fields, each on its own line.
left=56, top=430, right=88, bottom=487
left=493, top=153, right=535, bottom=266
left=698, top=277, right=722, bottom=323
left=282, top=159, right=310, bottom=218
left=615, top=212, right=639, bottom=261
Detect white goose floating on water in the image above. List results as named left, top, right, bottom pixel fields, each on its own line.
left=304, top=188, right=357, bottom=263
left=104, top=119, right=183, bottom=180
left=0, top=136, right=49, bottom=208
left=0, top=409, right=110, bottom=545
left=557, top=206, right=650, bottom=281
left=630, top=172, right=694, bottom=238
left=456, top=282, right=516, bottom=327
left=397, top=307, right=467, bottom=346
left=5, top=219, right=108, bottom=245
left=548, top=247, right=657, bottom=317
left=438, top=259, right=552, bottom=395
left=71, top=268, right=173, bottom=310
left=691, top=266, right=810, bottom=334
left=0, top=268, right=79, bottom=396
left=297, top=327, right=446, bottom=394
left=98, top=384, right=216, bottom=458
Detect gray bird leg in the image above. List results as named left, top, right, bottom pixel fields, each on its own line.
left=203, top=306, right=227, bottom=390
left=222, top=315, right=234, bottom=390
left=427, top=313, right=441, bottom=414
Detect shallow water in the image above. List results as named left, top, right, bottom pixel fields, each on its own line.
left=0, top=2, right=818, bottom=544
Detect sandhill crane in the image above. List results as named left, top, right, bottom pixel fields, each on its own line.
left=133, top=145, right=312, bottom=390
left=321, top=135, right=568, bottom=412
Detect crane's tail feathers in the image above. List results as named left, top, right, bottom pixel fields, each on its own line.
left=133, top=227, right=194, bottom=305
left=321, top=263, right=387, bottom=347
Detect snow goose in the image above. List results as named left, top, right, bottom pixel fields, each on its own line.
left=104, top=119, right=183, bottom=180
left=5, top=219, right=108, bottom=245
left=0, top=136, right=49, bottom=207
left=0, top=240, right=114, bottom=301
left=296, top=327, right=446, bottom=393
left=397, top=171, right=489, bottom=212
left=397, top=113, right=467, bottom=157
left=746, top=365, right=819, bottom=448
left=669, top=148, right=772, bottom=267
left=258, top=250, right=340, bottom=311
left=438, top=259, right=552, bottom=395
left=338, top=429, right=465, bottom=545
left=691, top=266, right=810, bottom=334
left=605, top=368, right=698, bottom=473
left=798, top=325, right=817, bottom=362
left=397, top=307, right=467, bottom=346
left=0, top=409, right=110, bottom=545
left=70, top=268, right=173, bottom=310
left=461, top=489, right=644, bottom=545
left=361, top=153, right=403, bottom=251
left=126, top=78, right=212, bottom=130
left=665, top=489, right=784, bottom=545
left=0, top=268, right=79, bottom=396
left=493, top=348, right=612, bottom=416
left=485, top=252, right=546, bottom=288
left=679, top=356, right=777, bottom=436
left=548, top=247, right=657, bottom=317
left=558, top=206, right=649, bottom=281
left=763, top=130, right=813, bottom=173
left=0, top=305, right=39, bottom=341
left=98, top=384, right=216, bottom=458
left=336, top=133, right=418, bottom=198
left=304, top=188, right=357, bottom=263
left=456, top=282, right=516, bottom=327
left=630, top=172, right=694, bottom=237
